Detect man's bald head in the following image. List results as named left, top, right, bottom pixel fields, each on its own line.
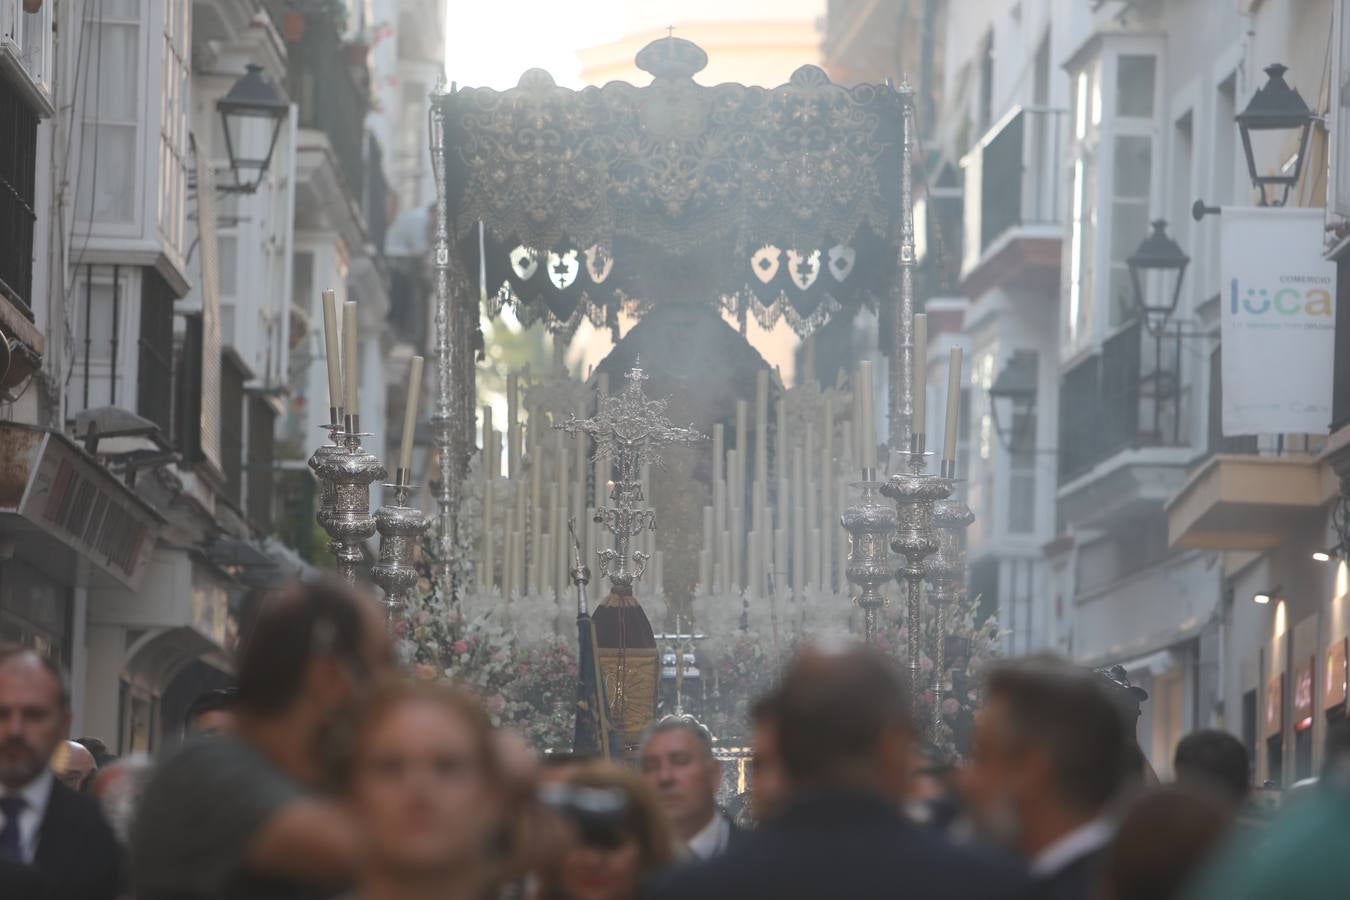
left=56, top=739, right=98, bottom=791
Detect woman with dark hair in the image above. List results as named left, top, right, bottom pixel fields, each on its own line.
left=1101, top=783, right=1232, bottom=900
left=539, top=763, right=678, bottom=900
left=344, top=679, right=511, bottom=900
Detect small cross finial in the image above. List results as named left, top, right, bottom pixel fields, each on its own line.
left=667, top=25, right=674, bottom=39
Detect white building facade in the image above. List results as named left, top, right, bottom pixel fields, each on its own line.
left=931, top=0, right=1336, bottom=779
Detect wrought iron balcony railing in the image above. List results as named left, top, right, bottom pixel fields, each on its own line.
left=960, top=106, right=1066, bottom=277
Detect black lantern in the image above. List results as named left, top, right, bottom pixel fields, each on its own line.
left=1236, top=63, right=1317, bottom=207
left=989, top=350, right=1038, bottom=452
left=217, top=64, right=288, bottom=194
left=1127, top=219, right=1189, bottom=329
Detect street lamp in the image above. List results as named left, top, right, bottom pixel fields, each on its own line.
left=1127, top=219, right=1190, bottom=332
left=988, top=350, right=1037, bottom=452
left=1236, top=63, right=1317, bottom=207
left=217, top=65, right=289, bottom=195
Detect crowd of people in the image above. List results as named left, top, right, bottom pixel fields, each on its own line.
left=2, top=578, right=1349, bottom=899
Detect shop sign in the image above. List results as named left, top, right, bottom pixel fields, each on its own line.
left=1294, top=657, right=1315, bottom=732
left=1220, top=207, right=1336, bottom=435
left=1327, top=637, right=1348, bottom=712
left=1266, top=672, right=1284, bottom=739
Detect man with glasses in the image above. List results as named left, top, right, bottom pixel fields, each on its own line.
left=131, top=579, right=393, bottom=900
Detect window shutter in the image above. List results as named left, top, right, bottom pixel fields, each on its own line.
left=194, top=151, right=223, bottom=473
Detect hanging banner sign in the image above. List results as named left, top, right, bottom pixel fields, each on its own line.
left=1220, top=207, right=1336, bottom=436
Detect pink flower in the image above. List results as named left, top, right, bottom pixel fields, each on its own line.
left=453, top=640, right=469, bottom=654
left=486, top=695, right=506, bottom=714
left=941, top=698, right=961, bottom=718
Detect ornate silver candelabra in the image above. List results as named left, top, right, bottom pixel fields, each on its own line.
left=372, top=473, right=431, bottom=621
left=429, top=76, right=476, bottom=611
left=556, top=361, right=705, bottom=591
left=313, top=414, right=388, bottom=584
left=881, top=443, right=952, bottom=726
left=309, top=411, right=345, bottom=538
left=841, top=474, right=898, bottom=643
left=926, top=488, right=974, bottom=735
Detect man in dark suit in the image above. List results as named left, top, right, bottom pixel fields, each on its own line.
left=0, top=647, right=120, bottom=900
left=639, top=716, right=744, bottom=859
left=649, top=645, right=1033, bottom=900
left=961, top=657, right=1134, bottom=900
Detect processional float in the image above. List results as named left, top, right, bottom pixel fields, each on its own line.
left=306, top=36, right=974, bottom=739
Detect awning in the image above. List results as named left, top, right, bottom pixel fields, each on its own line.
left=0, top=423, right=163, bottom=590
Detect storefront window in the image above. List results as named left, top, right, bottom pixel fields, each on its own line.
left=0, top=560, right=73, bottom=667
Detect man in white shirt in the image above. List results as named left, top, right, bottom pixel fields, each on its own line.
left=639, top=717, right=736, bottom=859
left=961, top=657, right=1133, bottom=900
left=0, top=647, right=119, bottom=899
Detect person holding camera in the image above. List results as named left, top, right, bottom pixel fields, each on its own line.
left=538, top=763, right=677, bottom=900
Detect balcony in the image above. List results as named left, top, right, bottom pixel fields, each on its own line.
left=270, top=3, right=387, bottom=252
left=69, top=266, right=175, bottom=442
left=1166, top=447, right=1334, bottom=551
left=959, top=106, right=1066, bottom=298
left=1057, top=320, right=1192, bottom=528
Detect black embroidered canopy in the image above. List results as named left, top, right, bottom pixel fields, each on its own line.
left=440, top=37, right=906, bottom=337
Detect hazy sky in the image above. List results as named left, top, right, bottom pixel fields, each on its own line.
left=443, top=0, right=826, bottom=88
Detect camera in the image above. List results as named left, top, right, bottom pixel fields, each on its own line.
left=537, top=783, right=630, bottom=849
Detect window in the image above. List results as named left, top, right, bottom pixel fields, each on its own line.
left=3, top=0, right=55, bottom=102
left=1066, top=43, right=1162, bottom=345
left=158, top=1, right=190, bottom=260
left=76, top=0, right=141, bottom=224
left=138, top=270, right=175, bottom=438
left=1066, top=61, right=1101, bottom=353
left=979, top=30, right=994, bottom=132
left=0, top=82, right=38, bottom=318
left=1007, top=351, right=1039, bottom=534
left=1107, top=54, right=1158, bottom=329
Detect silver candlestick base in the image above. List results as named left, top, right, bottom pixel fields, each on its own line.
left=881, top=440, right=952, bottom=734
left=309, top=410, right=345, bottom=537
left=840, top=472, right=897, bottom=644
left=927, top=490, right=974, bottom=737
left=314, top=417, right=387, bottom=584
left=372, top=474, right=430, bottom=622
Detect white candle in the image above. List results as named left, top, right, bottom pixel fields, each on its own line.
left=913, top=314, right=927, bottom=439
left=342, top=301, right=359, bottom=416
left=398, top=356, right=423, bottom=476
left=735, top=400, right=748, bottom=505
left=944, top=346, right=963, bottom=468
left=755, top=370, right=769, bottom=486
left=482, top=481, right=495, bottom=591
left=321, top=290, right=342, bottom=415
left=859, top=361, right=876, bottom=471
left=774, top=527, right=788, bottom=595
left=731, top=504, right=743, bottom=592
left=507, top=371, right=521, bottom=478
left=776, top=392, right=787, bottom=482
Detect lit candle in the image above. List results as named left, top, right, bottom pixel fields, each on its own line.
left=913, top=313, right=927, bottom=441
left=943, top=346, right=964, bottom=470
left=342, top=301, right=359, bottom=421
left=321, top=290, right=342, bottom=419
left=398, top=356, right=423, bottom=478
